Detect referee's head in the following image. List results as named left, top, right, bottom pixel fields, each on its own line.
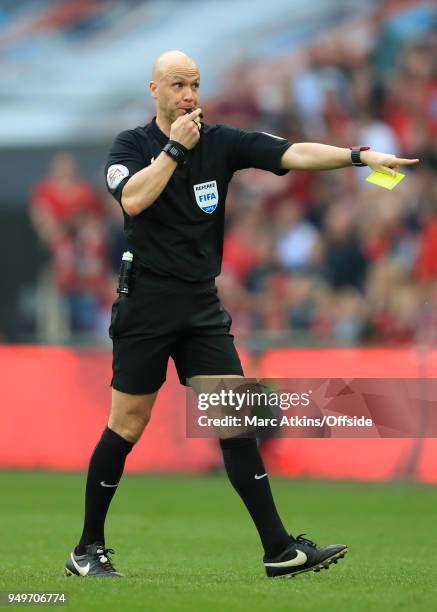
left=149, top=50, right=200, bottom=124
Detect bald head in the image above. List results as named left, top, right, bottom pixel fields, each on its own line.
left=149, top=50, right=201, bottom=131
left=152, top=50, right=199, bottom=82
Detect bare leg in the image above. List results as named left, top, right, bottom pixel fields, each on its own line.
left=109, top=388, right=158, bottom=442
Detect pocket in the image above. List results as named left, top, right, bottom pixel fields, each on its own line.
left=221, top=306, right=233, bottom=331
left=108, top=298, right=121, bottom=339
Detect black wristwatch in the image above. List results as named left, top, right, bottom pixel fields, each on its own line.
left=163, top=140, right=188, bottom=164
left=350, top=146, right=370, bottom=167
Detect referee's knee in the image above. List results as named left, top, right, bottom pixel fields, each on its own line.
left=109, top=389, right=157, bottom=443
left=108, top=414, right=150, bottom=444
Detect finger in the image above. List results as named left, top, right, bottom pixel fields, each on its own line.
left=188, top=108, right=202, bottom=120
left=374, top=165, right=396, bottom=177
left=394, top=158, right=420, bottom=165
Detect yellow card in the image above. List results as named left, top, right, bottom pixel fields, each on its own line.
left=365, top=170, right=406, bottom=190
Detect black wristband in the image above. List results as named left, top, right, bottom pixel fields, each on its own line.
left=163, top=140, right=188, bottom=164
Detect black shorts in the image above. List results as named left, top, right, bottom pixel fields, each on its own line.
left=109, top=267, right=244, bottom=394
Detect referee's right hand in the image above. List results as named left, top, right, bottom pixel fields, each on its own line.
left=170, top=108, right=202, bottom=150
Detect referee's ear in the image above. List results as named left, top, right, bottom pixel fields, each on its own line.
left=149, top=80, right=157, bottom=99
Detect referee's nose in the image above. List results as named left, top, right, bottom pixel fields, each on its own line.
left=182, top=86, right=196, bottom=104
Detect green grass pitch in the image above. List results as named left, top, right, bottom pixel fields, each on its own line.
left=1, top=471, right=436, bottom=611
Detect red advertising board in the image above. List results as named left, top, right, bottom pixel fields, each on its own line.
left=1, top=346, right=436, bottom=482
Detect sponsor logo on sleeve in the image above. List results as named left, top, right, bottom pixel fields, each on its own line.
left=107, top=164, right=129, bottom=190
left=193, top=180, right=219, bottom=214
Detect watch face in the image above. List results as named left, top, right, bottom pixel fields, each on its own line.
left=170, top=147, right=178, bottom=156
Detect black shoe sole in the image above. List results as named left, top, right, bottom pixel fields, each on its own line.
left=266, top=547, right=348, bottom=578
left=64, top=566, right=123, bottom=578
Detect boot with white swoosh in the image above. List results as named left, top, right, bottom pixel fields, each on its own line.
left=65, top=543, right=123, bottom=578
left=264, top=534, right=347, bottom=578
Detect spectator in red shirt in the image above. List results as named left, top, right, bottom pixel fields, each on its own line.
left=30, top=152, right=109, bottom=337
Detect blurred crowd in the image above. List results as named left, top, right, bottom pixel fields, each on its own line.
left=29, top=153, right=125, bottom=342
left=211, top=2, right=437, bottom=348
left=29, top=2, right=437, bottom=347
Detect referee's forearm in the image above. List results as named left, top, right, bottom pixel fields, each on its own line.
left=281, top=143, right=352, bottom=171
left=121, top=153, right=177, bottom=215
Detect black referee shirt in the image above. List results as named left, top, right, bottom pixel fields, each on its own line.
left=105, top=118, right=291, bottom=282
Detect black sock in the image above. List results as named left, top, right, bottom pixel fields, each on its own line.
left=219, top=436, right=292, bottom=558
left=76, top=427, right=133, bottom=554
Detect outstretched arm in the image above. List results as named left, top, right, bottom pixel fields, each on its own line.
left=281, top=143, right=419, bottom=176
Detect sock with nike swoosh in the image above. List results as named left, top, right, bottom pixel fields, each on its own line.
left=219, top=436, right=293, bottom=557
left=76, top=427, right=133, bottom=554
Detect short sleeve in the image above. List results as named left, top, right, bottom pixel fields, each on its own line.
left=105, top=130, right=146, bottom=204
left=224, top=127, right=292, bottom=175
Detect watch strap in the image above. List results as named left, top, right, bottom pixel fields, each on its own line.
left=163, top=140, right=188, bottom=164
left=350, top=146, right=370, bottom=167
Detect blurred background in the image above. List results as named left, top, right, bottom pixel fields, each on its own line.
left=2, top=0, right=437, bottom=349
left=3, top=4, right=437, bottom=605
left=2, top=0, right=437, bottom=480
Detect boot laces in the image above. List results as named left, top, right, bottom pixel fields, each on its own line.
left=296, top=533, right=317, bottom=548
left=96, top=547, right=116, bottom=570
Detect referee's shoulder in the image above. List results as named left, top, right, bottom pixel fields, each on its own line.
left=203, top=122, right=233, bottom=133
left=115, top=124, right=148, bottom=140
left=109, top=125, right=150, bottom=151
left=202, top=122, right=240, bottom=142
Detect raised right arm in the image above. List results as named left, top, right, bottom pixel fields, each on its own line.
left=112, top=108, right=202, bottom=216
left=121, top=153, right=177, bottom=216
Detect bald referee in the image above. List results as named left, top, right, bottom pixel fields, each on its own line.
left=65, top=51, right=419, bottom=579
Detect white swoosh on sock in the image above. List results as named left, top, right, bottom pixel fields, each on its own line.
left=254, top=473, right=267, bottom=480
left=100, top=481, right=119, bottom=488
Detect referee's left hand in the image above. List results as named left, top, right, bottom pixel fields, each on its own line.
left=360, top=150, right=420, bottom=176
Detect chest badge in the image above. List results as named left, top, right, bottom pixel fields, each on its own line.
left=193, top=180, right=219, bottom=214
